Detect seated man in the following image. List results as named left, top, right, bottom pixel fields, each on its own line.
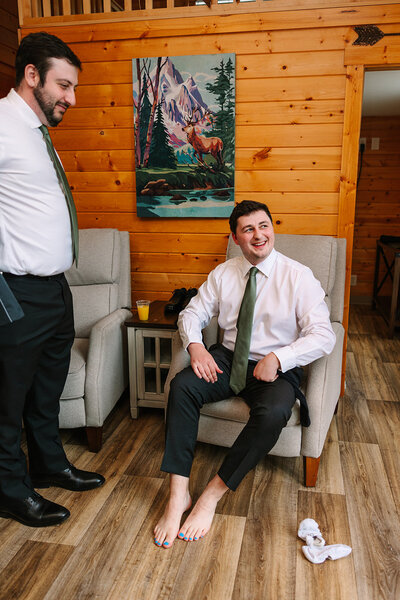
left=154, top=200, right=336, bottom=548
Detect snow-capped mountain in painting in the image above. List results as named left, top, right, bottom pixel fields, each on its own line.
left=133, top=57, right=211, bottom=148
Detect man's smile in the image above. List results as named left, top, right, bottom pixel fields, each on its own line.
left=56, top=102, right=68, bottom=112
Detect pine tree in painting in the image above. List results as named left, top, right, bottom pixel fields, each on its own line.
left=148, top=103, right=177, bottom=169
left=205, top=58, right=235, bottom=164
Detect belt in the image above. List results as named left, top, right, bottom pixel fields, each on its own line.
left=1, top=272, right=65, bottom=281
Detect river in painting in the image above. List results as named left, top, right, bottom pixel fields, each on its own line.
left=137, top=188, right=234, bottom=218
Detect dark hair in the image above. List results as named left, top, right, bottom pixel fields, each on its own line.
left=229, top=200, right=273, bottom=234
left=15, top=32, right=81, bottom=87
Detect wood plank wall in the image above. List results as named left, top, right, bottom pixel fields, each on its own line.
left=18, top=8, right=400, bottom=303
left=352, top=116, right=400, bottom=301
left=0, top=0, right=18, bottom=98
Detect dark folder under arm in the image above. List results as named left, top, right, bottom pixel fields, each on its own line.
left=0, top=273, right=25, bottom=326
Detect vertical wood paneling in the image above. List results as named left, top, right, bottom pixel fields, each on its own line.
left=0, top=0, right=18, bottom=97
left=352, top=116, right=400, bottom=301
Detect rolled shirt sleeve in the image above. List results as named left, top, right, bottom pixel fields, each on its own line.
left=273, top=267, right=336, bottom=372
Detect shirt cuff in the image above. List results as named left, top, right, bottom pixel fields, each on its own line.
left=273, top=345, right=297, bottom=373
left=179, top=331, right=204, bottom=352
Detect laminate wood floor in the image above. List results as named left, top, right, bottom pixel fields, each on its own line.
left=0, top=305, right=399, bottom=600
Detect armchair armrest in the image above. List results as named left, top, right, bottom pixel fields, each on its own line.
left=164, top=330, right=190, bottom=402
left=85, top=308, right=132, bottom=426
left=164, top=316, right=220, bottom=403
left=301, top=321, right=345, bottom=457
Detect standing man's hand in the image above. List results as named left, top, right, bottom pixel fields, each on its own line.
left=188, top=343, right=223, bottom=383
left=253, top=352, right=280, bottom=382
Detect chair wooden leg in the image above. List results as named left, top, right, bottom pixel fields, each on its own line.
left=85, top=426, right=103, bottom=452
left=304, top=456, right=321, bottom=487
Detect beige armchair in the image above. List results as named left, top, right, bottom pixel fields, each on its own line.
left=60, top=229, right=132, bottom=452
left=164, top=233, right=346, bottom=486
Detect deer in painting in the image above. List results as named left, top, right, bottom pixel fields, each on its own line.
left=182, top=107, right=224, bottom=168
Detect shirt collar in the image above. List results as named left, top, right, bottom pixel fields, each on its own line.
left=239, top=248, right=278, bottom=278
left=6, top=88, right=42, bottom=130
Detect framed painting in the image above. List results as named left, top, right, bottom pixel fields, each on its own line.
left=132, top=53, right=235, bottom=218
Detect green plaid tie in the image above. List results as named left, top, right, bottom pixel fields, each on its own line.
left=229, top=266, right=258, bottom=394
left=39, top=125, right=79, bottom=264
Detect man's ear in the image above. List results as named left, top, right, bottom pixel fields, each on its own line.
left=24, top=64, right=40, bottom=89
left=232, top=233, right=240, bottom=246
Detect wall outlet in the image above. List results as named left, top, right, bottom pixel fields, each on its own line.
left=371, top=137, right=380, bottom=150
left=351, top=274, right=357, bottom=286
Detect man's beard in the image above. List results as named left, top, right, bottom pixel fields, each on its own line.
left=33, top=84, right=67, bottom=127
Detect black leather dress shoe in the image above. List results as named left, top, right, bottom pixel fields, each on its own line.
left=0, top=491, right=70, bottom=527
left=31, top=464, right=105, bottom=492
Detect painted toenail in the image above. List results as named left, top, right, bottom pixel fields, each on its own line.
left=179, top=533, right=184, bottom=538
left=189, top=538, right=193, bottom=541
left=194, top=537, right=198, bottom=540
left=164, top=541, right=169, bottom=546
left=184, top=537, right=188, bottom=540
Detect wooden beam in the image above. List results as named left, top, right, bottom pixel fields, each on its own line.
left=82, top=0, right=91, bottom=13
left=17, top=0, right=31, bottom=24
left=338, top=63, right=364, bottom=392
left=345, top=45, right=400, bottom=66
left=42, top=0, right=51, bottom=17
left=62, top=0, right=71, bottom=15
left=17, top=3, right=400, bottom=33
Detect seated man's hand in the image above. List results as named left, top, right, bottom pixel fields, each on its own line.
left=253, top=352, right=280, bottom=382
left=188, top=343, right=223, bottom=383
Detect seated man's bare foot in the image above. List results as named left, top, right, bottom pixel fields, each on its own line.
left=154, top=492, right=192, bottom=549
left=178, top=475, right=229, bottom=542
left=178, top=496, right=216, bottom=542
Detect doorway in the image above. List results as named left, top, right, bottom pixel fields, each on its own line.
left=351, top=69, right=400, bottom=309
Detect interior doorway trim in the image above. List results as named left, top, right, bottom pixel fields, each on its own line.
left=338, top=31, right=400, bottom=384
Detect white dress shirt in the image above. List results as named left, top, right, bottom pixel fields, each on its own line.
left=0, top=89, right=73, bottom=276
left=178, top=248, right=336, bottom=373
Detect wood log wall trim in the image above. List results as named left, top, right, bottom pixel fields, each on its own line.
left=19, top=3, right=400, bottom=31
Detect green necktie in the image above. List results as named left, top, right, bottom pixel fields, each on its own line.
left=39, top=125, right=79, bottom=264
left=229, top=266, right=258, bottom=394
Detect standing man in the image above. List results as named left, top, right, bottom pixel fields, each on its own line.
left=154, top=200, right=336, bottom=548
left=0, top=32, right=104, bottom=528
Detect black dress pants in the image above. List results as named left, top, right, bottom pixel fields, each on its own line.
left=161, top=344, right=300, bottom=491
left=0, top=274, right=74, bottom=500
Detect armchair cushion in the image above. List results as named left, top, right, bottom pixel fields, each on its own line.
left=61, top=338, right=88, bottom=400
left=66, top=228, right=121, bottom=286
left=70, top=284, right=119, bottom=338
left=200, top=396, right=300, bottom=427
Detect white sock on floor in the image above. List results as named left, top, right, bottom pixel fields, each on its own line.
left=302, top=544, right=352, bottom=564
left=298, top=518, right=326, bottom=547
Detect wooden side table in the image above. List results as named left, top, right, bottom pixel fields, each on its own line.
left=372, top=237, right=400, bottom=338
left=125, top=301, right=178, bottom=418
